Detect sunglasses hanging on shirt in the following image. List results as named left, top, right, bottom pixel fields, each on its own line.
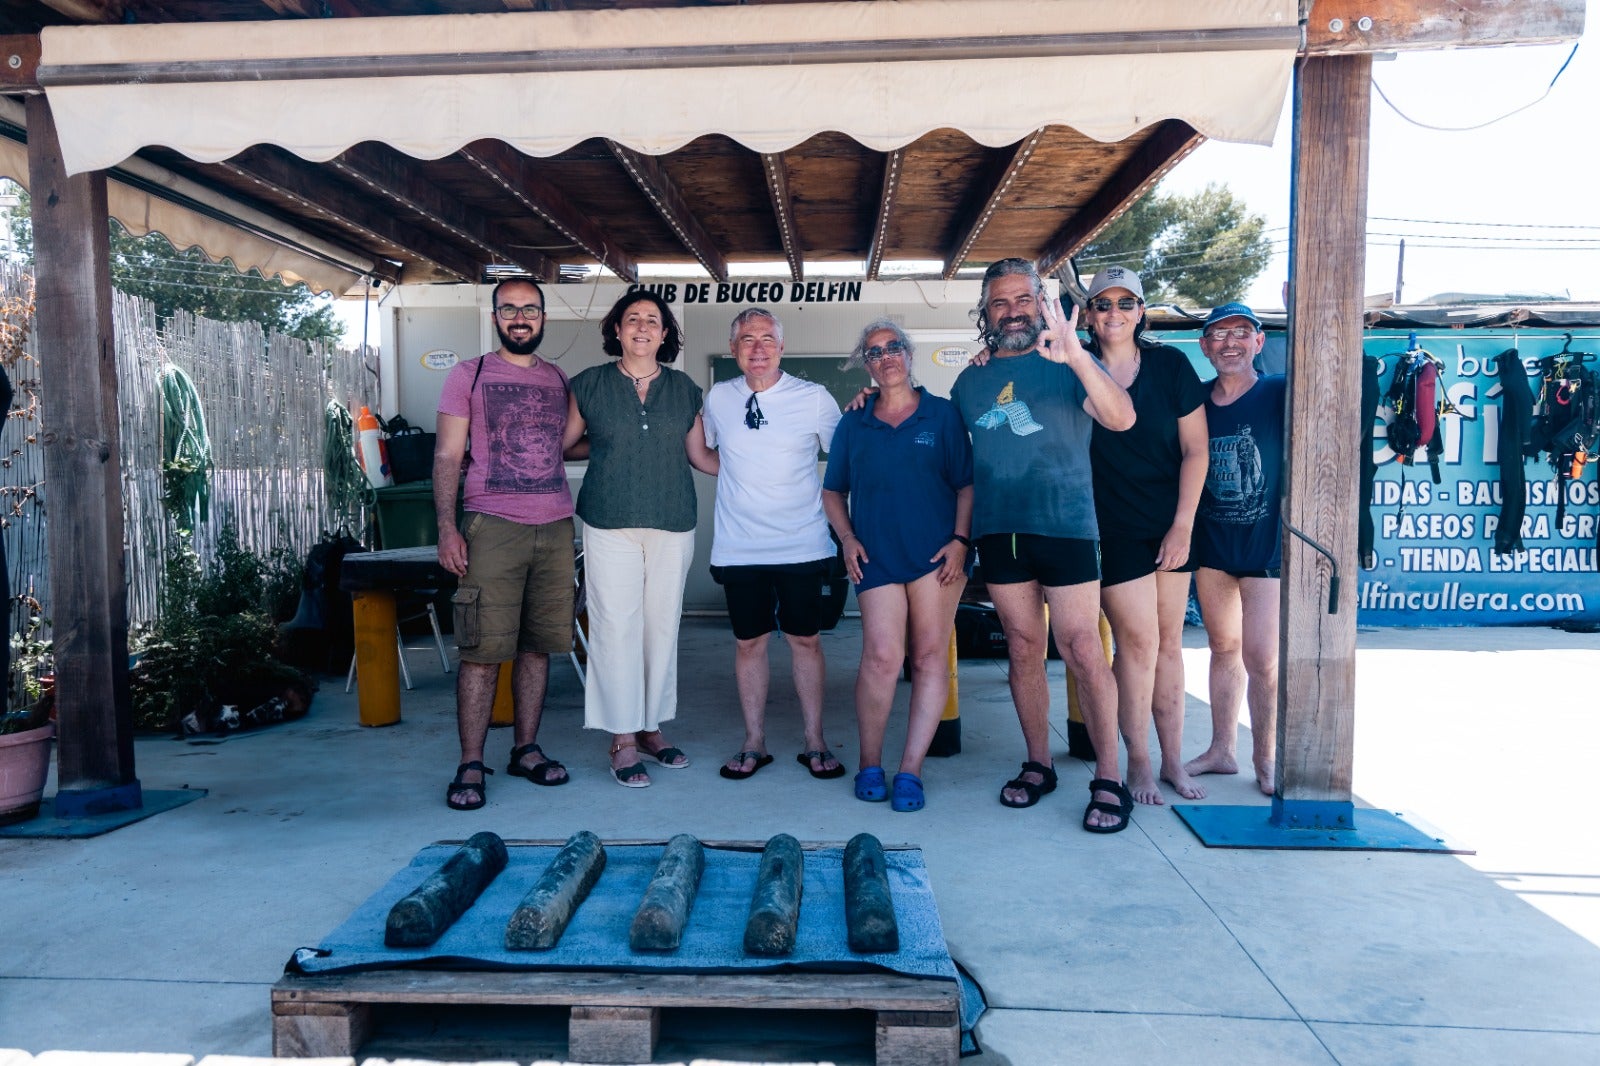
left=745, top=391, right=767, bottom=430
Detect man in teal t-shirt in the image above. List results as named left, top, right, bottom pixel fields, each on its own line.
left=949, top=258, right=1136, bottom=833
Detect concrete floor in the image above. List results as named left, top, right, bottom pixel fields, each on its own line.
left=2, top=619, right=1598, bottom=1065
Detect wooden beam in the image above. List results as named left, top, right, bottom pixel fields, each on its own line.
left=459, top=140, right=637, bottom=283
left=26, top=93, right=138, bottom=804
left=0, top=35, right=40, bottom=92
left=942, top=131, right=1044, bottom=280
left=256, top=0, right=323, bottom=16
left=1278, top=54, right=1373, bottom=809
left=1304, top=0, right=1584, bottom=54
left=39, top=0, right=124, bottom=21
left=865, top=148, right=904, bottom=282
left=216, top=146, right=486, bottom=283
left=328, top=144, right=555, bottom=282
left=607, top=141, right=727, bottom=282
left=1035, top=120, right=1202, bottom=276
left=760, top=152, right=802, bottom=282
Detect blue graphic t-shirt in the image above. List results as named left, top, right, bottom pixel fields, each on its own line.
left=950, top=351, right=1095, bottom=540
left=1193, top=375, right=1286, bottom=572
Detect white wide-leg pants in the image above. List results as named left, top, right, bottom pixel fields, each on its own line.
left=581, top=525, right=696, bottom=734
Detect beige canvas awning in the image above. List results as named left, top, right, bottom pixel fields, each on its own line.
left=37, top=0, right=1297, bottom=177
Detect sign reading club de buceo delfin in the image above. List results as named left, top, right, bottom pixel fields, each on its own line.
left=1363, top=330, right=1599, bottom=627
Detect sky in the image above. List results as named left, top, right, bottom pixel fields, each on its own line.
left=335, top=6, right=1598, bottom=342
left=1163, top=8, right=1600, bottom=310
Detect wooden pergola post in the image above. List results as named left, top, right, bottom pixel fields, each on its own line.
left=1276, top=53, right=1372, bottom=827
left=26, top=94, right=139, bottom=816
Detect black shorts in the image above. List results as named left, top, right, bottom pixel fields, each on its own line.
left=1099, top=533, right=1198, bottom=589
left=711, top=560, right=833, bottom=640
left=977, top=534, right=1100, bottom=588
left=1213, top=567, right=1280, bottom=580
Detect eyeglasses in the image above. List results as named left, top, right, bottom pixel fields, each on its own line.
left=1203, top=325, right=1258, bottom=341
left=863, top=340, right=908, bottom=363
left=744, top=392, right=767, bottom=430
left=495, top=304, right=545, bottom=321
left=1091, top=297, right=1141, bottom=312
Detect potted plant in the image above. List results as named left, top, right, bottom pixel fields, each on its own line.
left=0, top=599, right=54, bottom=825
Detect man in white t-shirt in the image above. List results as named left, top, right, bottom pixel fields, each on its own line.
left=703, top=307, right=845, bottom=783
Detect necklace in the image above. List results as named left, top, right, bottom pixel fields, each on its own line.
left=621, top=362, right=661, bottom=391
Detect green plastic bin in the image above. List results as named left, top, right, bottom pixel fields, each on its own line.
left=372, top=480, right=439, bottom=549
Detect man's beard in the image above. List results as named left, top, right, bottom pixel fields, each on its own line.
left=496, top=319, right=544, bottom=356
left=993, top=314, right=1043, bottom=353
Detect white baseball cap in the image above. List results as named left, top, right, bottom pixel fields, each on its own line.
left=1085, top=266, right=1144, bottom=301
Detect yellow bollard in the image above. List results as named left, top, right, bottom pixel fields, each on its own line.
left=492, top=661, right=514, bottom=725
left=929, top=629, right=961, bottom=756
left=352, top=590, right=401, bottom=727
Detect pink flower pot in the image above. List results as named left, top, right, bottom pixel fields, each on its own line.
left=0, top=721, right=55, bottom=825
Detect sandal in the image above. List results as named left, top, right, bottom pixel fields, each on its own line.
left=999, top=760, right=1058, bottom=809
left=609, top=742, right=651, bottom=789
left=636, top=732, right=690, bottom=769
left=891, top=772, right=925, bottom=813
left=1083, top=778, right=1135, bottom=834
left=854, top=766, right=888, bottom=802
left=446, top=761, right=493, bottom=811
left=507, top=743, right=568, bottom=786
left=797, top=749, right=847, bottom=779
left=719, top=750, right=774, bottom=780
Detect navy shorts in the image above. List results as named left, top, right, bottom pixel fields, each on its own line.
left=976, top=534, right=1100, bottom=588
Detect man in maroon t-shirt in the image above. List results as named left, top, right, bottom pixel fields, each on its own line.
left=434, top=278, right=575, bottom=810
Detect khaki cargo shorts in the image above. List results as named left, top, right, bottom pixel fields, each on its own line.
left=452, top=512, right=576, bottom=663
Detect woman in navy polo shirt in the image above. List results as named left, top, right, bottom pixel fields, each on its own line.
left=823, top=320, right=973, bottom=812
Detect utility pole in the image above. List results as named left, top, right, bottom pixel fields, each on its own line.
left=1393, top=238, right=1405, bottom=304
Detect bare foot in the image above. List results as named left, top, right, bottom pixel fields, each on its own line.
left=1184, top=748, right=1239, bottom=777
left=1127, top=763, right=1165, bottom=806
left=1161, top=763, right=1207, bottom=800
left=1255, top=759, right=1275, bottom=796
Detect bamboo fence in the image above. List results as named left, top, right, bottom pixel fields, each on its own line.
left=3, top=266, right=374, bottom=641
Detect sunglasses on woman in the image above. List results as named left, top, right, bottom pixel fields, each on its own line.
left=1090, top=297, right=1141, bottom=312
left=863, top=340, right=908, bottom=362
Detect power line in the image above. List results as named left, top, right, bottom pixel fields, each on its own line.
left=1371, top=215, right=1600, bottom=232
left=1371, top=41, right=1579, bottom=133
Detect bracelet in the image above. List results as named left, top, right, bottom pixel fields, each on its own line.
left=841, top=532, right=859, bottom=542
left=952, top=533, right=973, bottom=548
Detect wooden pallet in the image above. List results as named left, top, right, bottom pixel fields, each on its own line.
left=273, top=967, right=959, bottom=1065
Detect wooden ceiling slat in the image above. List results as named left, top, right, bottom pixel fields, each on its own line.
left=1035, top=119, right=1202, bottom=275
left=608, top=139, right=728, bottom=282
left=864, top=148, right=903, bottom=282
left=459, top=139, right=638, bottom=282
left=942, top=130, right=1044, bottom=280
left=39, top=0, right=123, bottom=20
left=760, top=152, right=802, bottom=282
left=328, top=142, right=555, bottom=281
left=217, top=145, right=485, bottom=282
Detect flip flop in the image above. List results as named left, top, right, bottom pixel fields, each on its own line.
left=797, top=749, right=847, bottom=779
left=854, top=766, right=888, bottom=802
left=446, top=761, right=493, bottom=811
left=891, top=772, right=925, bottom=813
left=1083, top=778, right=1134, bottom=834
left=999, top=760, right=1058, bottom=808
left=506, top=743, right=568, bottom=786
left=719, top=751, right=774, bottom=780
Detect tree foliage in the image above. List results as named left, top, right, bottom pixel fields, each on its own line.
left=1076, top=182, right=1273, bottom=307
left=6, top=185, right=342, bottom=343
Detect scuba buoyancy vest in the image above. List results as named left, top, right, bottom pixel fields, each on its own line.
left=1385, top=345, right=1453, bottom=484
left=1358, top=354, right=1381, bottom=569
left=1526, top=339, right=1600, bottom=540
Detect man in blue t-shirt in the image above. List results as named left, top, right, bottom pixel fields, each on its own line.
left=950, top=258, right=1136, bottom=833
left=1185, top=302, right=1286, bottom=797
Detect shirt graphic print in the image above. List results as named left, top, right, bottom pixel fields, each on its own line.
left=1205, top=423, right=1269, bottom=525
left=482, top=380, right=567, bottom=494
left=973, top=381, right=1044, bottom=436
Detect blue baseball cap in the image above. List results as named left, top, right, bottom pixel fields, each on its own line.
left=1202, top=302, right=1262, bottom=329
